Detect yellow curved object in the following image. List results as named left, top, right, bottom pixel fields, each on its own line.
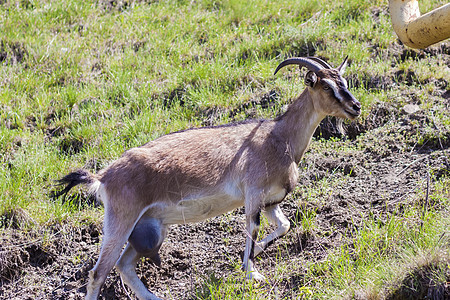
left=389, top=0, right=450, bottom=49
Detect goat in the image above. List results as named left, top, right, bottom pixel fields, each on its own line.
left=56, top=56, right=361, bottom=300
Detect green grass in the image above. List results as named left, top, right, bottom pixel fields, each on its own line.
left=1, top=0, right=449, bottom=299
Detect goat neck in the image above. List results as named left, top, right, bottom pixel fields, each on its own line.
left=274, top=89, right=324, bottom=164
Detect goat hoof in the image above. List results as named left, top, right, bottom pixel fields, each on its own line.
left=246, top=271, right=266, bottom=282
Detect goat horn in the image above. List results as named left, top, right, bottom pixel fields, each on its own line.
left=274, top=57, right=323, bottom=75
left=306, top=57, right=332, bottom=69
left=337, top=55, right=349, bottom=73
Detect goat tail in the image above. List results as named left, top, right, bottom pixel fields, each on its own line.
left=52, top=169, right=100, bottom=199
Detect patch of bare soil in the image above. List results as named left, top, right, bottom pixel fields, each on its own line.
left=1, top=57, right=449, bottom=300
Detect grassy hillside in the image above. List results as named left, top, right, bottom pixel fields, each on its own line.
left=0, top=0, right=449, bottom=299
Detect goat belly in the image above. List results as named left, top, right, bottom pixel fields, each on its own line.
left=261, top=185, right=288, bottom=208
left=161, top=193, right=244, bottom=224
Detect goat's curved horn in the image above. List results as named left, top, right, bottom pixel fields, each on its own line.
left=306, top=57, right=332, bottom=69
left=274, top=57, right=323, bottom=75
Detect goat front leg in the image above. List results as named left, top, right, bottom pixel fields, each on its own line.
left=254, top=204, right=290, bottom=257
left=242, top=199, right=265, bottom=281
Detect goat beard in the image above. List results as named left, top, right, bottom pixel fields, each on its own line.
left=336, top=117, right=345, bottom=136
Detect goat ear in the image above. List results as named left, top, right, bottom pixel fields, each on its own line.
left=337, top=56, right=348, bottom=74
left=304, top=71, right=317, bottom=87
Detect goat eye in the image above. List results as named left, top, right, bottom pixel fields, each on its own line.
left=323, top=84, right=329, bottom=90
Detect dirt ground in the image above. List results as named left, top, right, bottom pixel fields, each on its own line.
left=1, top=49, right=449, bottom=299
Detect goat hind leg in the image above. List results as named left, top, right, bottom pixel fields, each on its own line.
left=86, top=211, right=140, bottom=300
left=116, top=217, right=166, bottom=300
left=116, top=244, right=162, bottom=300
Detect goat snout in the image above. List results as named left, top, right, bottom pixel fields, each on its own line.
left=352, top=101, right=361, bottom=113
left=345, top=100, right=361, bottom=119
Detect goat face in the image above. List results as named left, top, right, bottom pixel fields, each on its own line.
left=309, top=68, right=361, bottom=120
